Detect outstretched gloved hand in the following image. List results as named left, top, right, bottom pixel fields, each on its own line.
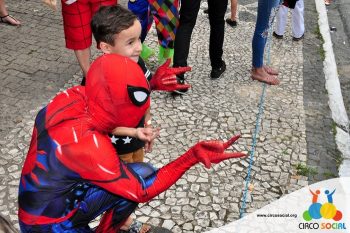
left=190, top=135, right=247, bottom=168
left=134, top=134, right=247, bottom=202
left=150, top=59, right=191, bottom=92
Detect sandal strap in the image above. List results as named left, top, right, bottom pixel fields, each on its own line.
left=0, top=14, right=9, bottom=22
left=0, top=14, right=20, bottom=25
left=0, top=14, right=9, bottom=19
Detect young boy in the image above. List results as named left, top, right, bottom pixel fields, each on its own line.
left=89, top=4, right=190, bottom=163
left=90, top=5, right=191, bottom=231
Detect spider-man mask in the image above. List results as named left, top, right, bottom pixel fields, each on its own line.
left=85, top=54, right=150, bottom=132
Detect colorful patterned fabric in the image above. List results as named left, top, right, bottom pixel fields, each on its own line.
left=128, top=0, right=179, bottom=48
left=149, top=0, right=179, bottom=48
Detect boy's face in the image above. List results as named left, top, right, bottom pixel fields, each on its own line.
left=102, top=19, right=142, bottom=62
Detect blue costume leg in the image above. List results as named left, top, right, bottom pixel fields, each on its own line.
left=128, top=0, right=153, bottom=42
left=19, top=163, right=157, bottom=233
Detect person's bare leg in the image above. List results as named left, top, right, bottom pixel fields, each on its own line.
left=230, top=0, right=237, bottom=21
left=251, top=66, right=280, bottom=85
left=74, top=48, right=91, bottom=77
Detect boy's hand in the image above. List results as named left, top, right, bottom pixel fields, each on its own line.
left=190, top=135, right=247, bottom=169
left=144, top=140, right=154, bottom=153
left=135, top=127, right=160, bottom=143
left=143, top=127, right=160, bottom=153
left=150, top=59, right=191, bottom=92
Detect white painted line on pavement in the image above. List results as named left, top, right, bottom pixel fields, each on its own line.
left=315, top=0, right=350, bottom=177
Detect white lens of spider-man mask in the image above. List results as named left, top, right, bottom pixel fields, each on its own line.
left=127, top=85, right=150, bottom=106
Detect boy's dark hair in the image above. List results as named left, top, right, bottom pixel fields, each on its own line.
left=91, top=4, right=138, bottom=46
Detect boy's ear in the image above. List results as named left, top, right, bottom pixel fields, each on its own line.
left=100, top=42, right=112, bottom=54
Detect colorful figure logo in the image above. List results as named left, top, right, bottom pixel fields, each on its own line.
left=303, top=188, right=343, bottom=221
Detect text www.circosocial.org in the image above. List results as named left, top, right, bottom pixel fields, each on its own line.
left=257, top=213, right=298, bottom=218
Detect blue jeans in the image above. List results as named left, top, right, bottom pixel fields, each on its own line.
left=252, top=0, right=280, bottom=68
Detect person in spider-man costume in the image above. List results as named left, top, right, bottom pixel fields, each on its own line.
left=18, top=54, right=246, bottom=232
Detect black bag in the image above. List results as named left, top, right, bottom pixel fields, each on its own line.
left=283, top=0, right=298, bottom=9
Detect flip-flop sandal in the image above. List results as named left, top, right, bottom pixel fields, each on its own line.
left=263, top=66, right=279, bottom=75
left=251, top=74, right=280, bottom=85
left=120, top=219, right=173, bottom=233
left=0, top=14, right=21, bottom=26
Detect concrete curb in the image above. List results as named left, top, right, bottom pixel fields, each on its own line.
left=315, top=0, right=350, bottom=176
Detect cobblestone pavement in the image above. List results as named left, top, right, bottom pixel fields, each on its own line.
left=0, top=0, right=342, bottom=232
left=303, top=0, right=339, bottom=183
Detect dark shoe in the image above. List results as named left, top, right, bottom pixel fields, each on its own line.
left=210, top=61, right=226, bottom=79
left=225, top=18, right=237, bottom=27
left=292, top=34, right=304, bottom=41
left=172, top=74, right=189, bottom=95
left=273, top=32, right=283, bottom=39
left=81, top=76, right=86, bottom=86
left=203, top=9, right=209, bottom=14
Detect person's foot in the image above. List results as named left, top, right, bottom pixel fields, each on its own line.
left=226, top=18, right=237, bottom=27
left=0, top=14, right=21, bottom=26
left=263, top=65, right=278, bottom=75
left=211, top=61, right=226, bottom=79
left=292, top=34, right=304, bottom=41
left=273, top=32, right=283, bottom=39
left=172, top=74, right=189, bottom=95
left=251, top=67, right=280, bottom=85
left=203, top=9, right=209, bottom=14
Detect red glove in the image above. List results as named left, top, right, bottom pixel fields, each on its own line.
left=190, top=134, right=247, bottom=168
left=150, top=59, right=192, bottom=92
left=124, top=134, right=247, bottom=203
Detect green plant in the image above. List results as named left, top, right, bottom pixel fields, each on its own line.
left=319, top=47, right=326, bottom=61
left=314, top=26, right=323, bottom=41
left=314, top=26, right=326, bottom=60
left=296, top=163, right=318, bottom=177
left=334, top=151, right=344, bottom=169
left=282, top=149, right=289, bottom=155
left=323, top=171, right=337, bottom=179
left=331, top=121, right=337, bottom=136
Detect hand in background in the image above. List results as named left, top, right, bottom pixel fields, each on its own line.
left=150, top=59, right=191, bottom=92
